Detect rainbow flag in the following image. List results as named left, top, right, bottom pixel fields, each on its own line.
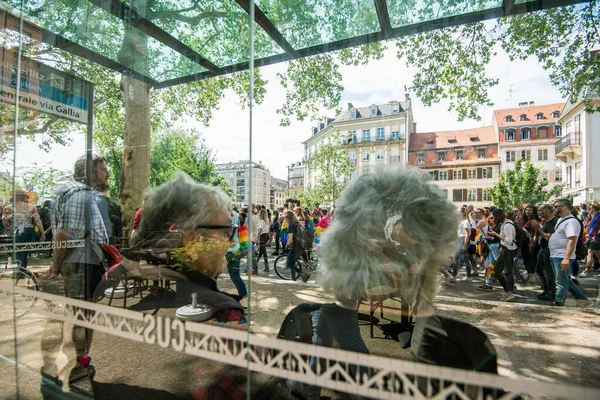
left=280, top=220, right=289, bottom=247
left=474, top=229, right=485, bottom=244
left=238, top=226, right=249, bottom=251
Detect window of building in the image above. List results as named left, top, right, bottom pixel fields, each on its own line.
left=520, top=150, right=531, bottom=161
left=555, top=168, right=562, bottom=182
left=470, top=136, right=480, bottom=142
left=377, top=128, right=385, bottom=139
left=390, top=155, right=400, bottom=163
left=437, top=152, right=446, bottom=162
left=376, top=148, right=384, bottom=160
left=453, top=170, right=462, bottom=180
left=362, top=166, right=370, bottom=175
left=541, top=170, right=548, bottom=181
left=371, top=108, right=377, bottom=116
left=552, top=111, right=560, bottom=118
left=521, top=129, right=531, bottom=140
left=392, top=104, right=399, bottom=113
left=391, top=130, right=399, bottom=139
left=555, top=125, right=562, bottom=137
left=362, top=150, right=370, bottom=161
left=467, top=169, right=476, bottom=180
left=426, top=140, right=434, bottom=145
left=448, top=138, right=457, bottom=144
left=566, top=166, right=572, bottom=187
left=505, top=130, right=515, bottom=141
left=453, top=189, right=464, bottom=202
left=349, top=171, right=355, bottom=180
left=482, top=167, right=492, bottom=179
left=574, top=114, right=581, bottom=133
left=362, top=129, right=371, bottom=140
left=456, top=150, right=464, bottom=160
left=505, top=115, right=513, bottom=122
left=467, top=189, right=477, bottom=202
left=439, top=170, right=448, bottom=180
left=519, top=114, right=527, bottom=122
left=575, top=161, right=582, bottom=186
left=417, top=153, right=425, bottom=163
left=477, top=148, right=486, bottom=159
left=350, top=110, right=356, bottom=119
left=506, top=151, right=516, bottom=162
left=538, top=126, right=548, bottom=139
left=538, top=149, right=548, bottom=161
left=536, top=113, right=544, bottom=120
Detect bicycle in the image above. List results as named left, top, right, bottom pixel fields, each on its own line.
left=0, top=258, right=40, bottom=318
left=274, top=248, right=319, bottom=281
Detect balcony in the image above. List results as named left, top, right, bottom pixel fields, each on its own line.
left=555, top=132, right=582, bottom=160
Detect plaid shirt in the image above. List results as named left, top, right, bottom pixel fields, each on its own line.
left=51, top=180, right=108, bottom=245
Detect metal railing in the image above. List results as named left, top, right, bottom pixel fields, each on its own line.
left=555, top=132, right=581, bottom=154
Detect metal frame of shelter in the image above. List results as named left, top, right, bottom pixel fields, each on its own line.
left=8, top=0, right=591, bottom=90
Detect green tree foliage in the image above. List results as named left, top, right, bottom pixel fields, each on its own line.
left=18, top=163, right=71, bottom=202
left=306, top=132, right=353, bottom=207
left=488, top=159, right=563, bottom=210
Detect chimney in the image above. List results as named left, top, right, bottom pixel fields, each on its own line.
left=529, top=101, right=534, bottom=106
left=413, top=122, right=417, bottom=133
left=347, top=102, right=354, bottom=110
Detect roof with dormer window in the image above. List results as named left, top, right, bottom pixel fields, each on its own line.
left=494, top=103, right=565, bottom=128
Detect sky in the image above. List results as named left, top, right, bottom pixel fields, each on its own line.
left=4, top=41, right=564, bottom=182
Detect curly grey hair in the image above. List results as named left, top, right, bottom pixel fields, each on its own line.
left=131, top=172, right=232, bottom=248
left=319, top=168, right=458, bottom=307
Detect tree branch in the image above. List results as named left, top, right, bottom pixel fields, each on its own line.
left=23, top=117, right=59, bottom=135
left=155, top=11, right=245, bottom=26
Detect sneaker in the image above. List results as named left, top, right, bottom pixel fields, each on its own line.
left=536, top=292, right=548, bottom=299
left=477, top=285, right=492, bottom=291
left=448, top=276, right=456, bottom=283
left=503, top=292, right=515, bottom=302
left=551, top=301, right=564, bottom=307
left=251, top=271, right=258, bottom=276
left=461, top=277, right=473, bottom=282
left=579, top=271, right=591, bottom=278
left=576, top=299, right=592, bottom=308
left=538, top=294, right=554, bottom=302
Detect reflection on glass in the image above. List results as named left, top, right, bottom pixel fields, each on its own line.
left=387, top=0, right=503, bottom=28
left=256, top=0, right=380, bottom=49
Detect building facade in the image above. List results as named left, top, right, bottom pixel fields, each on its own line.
left=493, top=102, right=565, bottom=188
left=287, top=161, right=305, bottom=195
left=216, top=160, right=271, bottom=207
left=270, top=177, right=288, bottom=209
left=408, top=126, right=500, bottom=207
left=556, top=91, right=600, bottom=204
left=303, top=99, right=414, bottom=188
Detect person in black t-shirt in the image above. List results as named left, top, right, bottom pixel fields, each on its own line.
left=530, top=204, right=557, bottom=301
left=283, top=210, right=309, bottom=282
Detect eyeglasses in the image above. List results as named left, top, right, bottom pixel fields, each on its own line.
left=553, top=205, right=563, bottom=209
left=195, top=225, right=236, bottom=239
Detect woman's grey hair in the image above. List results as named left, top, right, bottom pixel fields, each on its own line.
left=319, top=168, right=458, bottom=307
left=131, top=172, right=231, bottom=248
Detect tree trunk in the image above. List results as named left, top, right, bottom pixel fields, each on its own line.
left=117, top=5, right=151, bottom=231
left=119, top=75, right=151, bottom=230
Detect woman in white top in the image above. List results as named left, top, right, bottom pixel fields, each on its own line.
left=256, top=209, right=271, bottom=272
left=487, top=209, right=518, bottom=301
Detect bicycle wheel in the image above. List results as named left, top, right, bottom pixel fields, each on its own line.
left=0, top=266, right=39, bottom=318
left=274, top=255, right=304, bottom=281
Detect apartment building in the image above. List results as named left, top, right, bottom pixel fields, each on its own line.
left=215, top=160, right=271, bottom=207
left=270, top=177, right=288, bottom=209
left=303, top=98, right=414, bottom=188
left=287, top=161, right=305, bottom=195
left=493, top=102, right=565, bottom=188
left=556, top=90, right=600, bottom=203
left=408, top=126, right=500, bottom=207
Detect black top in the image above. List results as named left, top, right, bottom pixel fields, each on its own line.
left=538, top=216, right=558, bottom=249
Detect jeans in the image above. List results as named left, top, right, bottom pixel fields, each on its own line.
left=274, top=231, right=280, bottom=252
left=306, top=304, right=371, bottom=399
left=550, top=257, right=588, bottom=304
left=286, top=248, right=304, bottom=279
left=484, top=243, right=500, bottom=286
left=452, top=237, right=474, bottom=277
left=535, top=248, right=555, bottom=297
left=226, top=251, right=247, bottom=298
left=521, top=241, right=536, bottom=274
left=495, top=246, right=517, bottom=293
left=570, top=259, right=579, bottom=277
left=15, top=227, right=36, bottom=269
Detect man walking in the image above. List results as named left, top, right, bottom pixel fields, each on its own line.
left=530, top=204, right=557, bottom=302
left=545, top=199, right=588, bottom=306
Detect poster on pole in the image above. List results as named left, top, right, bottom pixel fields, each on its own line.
left=1, top=46, right=92, bottom=124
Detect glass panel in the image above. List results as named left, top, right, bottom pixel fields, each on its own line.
left=1, top=0, right=208, bottom=82
left=149, top=0, right=284, bottom=67
left=256, top=0, right=380, bottom=49
left=388, top=0, right=503, bottom=28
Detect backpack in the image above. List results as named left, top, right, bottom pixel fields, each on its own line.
left=504, top=221, right=527, bottom=246
left=555, top=216, right=588, bottom=260
left=296, top=223, right=315, bottom=250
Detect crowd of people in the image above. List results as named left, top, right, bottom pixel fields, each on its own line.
left=449, top=201, right=598, bottom=306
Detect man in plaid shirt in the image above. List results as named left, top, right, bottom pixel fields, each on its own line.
left=45, top=154, right=110, bottom=386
